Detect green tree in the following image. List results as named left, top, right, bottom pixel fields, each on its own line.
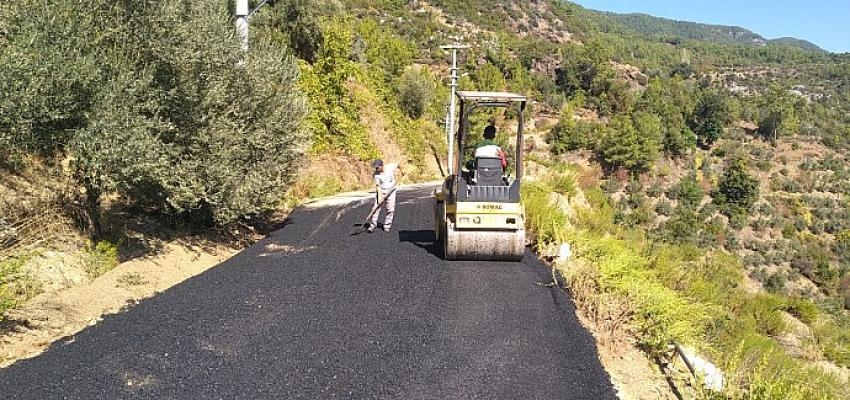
left=656, top=206, right=702, bottom=245
left=473, top=63, right=507, bottom=92
left=300, top=19, right=375, bottom=159
left=669, top=62, right=694, bottom=78
left=690, top=90, right=731, bottom=147
left=555, top=39, right=613, bottom=97
left=758, top=84, right=801, bottom=142
left=597, top=112, right=662, bottom=172
left=355, top=20, right=414, bottom=81
left=1, top=0, right=308, bottom=230
left=396, top=67, right=435, bottom=119
left=547, top=118, right=600, bottom=154
left=252, top=0, right=333, bottom=63
left=638, top=78, right=697, bottom=156
left=716, top=157, right=760, bottom=216
left=547, top=94, right=599, bottom=153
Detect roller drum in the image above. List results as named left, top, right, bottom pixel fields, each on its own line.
left=444, top=224, right=525, bottom=261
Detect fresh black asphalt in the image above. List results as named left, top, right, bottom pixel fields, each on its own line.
left=0, top=186, right=617, bottom=399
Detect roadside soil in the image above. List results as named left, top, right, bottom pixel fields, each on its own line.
left=1, top=242, right=237, bottom=368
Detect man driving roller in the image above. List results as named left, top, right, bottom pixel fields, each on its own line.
left=474, top=125, right=507, bottom=169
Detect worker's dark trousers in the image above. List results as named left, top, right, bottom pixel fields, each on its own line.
left=370, top=190, right=396, bottom=229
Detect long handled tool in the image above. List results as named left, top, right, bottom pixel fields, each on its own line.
left=350, top=187, right=397, bottom=235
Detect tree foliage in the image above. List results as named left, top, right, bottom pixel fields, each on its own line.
left=0, top=0, right=307, bottom=227
left=597, top=112, right=662, bottom=172
left=555, top=39, right=614, bottom=99
left=395, top=67, right=435, bottom=119
left=716, top=157, right=760, bottom=216
left=252, top=0, right=333, bottom=63
left=669, top=175, right=704, bottom=209
left=299, top=19, right=376, bottom=159
left=638, top=78, right=697, bottom=155
left=758, top=84, right=802, bottom=141
left=690, top=90, right=731, bottom=147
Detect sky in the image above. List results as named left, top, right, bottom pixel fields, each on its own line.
left=571, top=0, right=850, bottom=53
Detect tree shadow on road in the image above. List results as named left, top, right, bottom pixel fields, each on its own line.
left=398, top=230, right=442, bottom=259
left=0, top=316, right=35, bottom=336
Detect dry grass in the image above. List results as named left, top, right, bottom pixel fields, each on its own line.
left=1, top=160, right=84, bottom=263
left=556, top=259, right=633, bottom=345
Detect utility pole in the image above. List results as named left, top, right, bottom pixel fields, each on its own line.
left=440, top=44, right=469, bottom=175
left=236, top=0, right=249, bottom=52
left=235, top=0, right=272, bottom=52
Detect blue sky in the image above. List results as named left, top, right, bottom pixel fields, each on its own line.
left=571, top=0, right=850, bottom=53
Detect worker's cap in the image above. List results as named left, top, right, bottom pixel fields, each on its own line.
left=372, top=159, right=384, bottom=168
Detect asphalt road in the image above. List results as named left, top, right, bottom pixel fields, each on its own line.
left=0, top=186, right=617, bottom=399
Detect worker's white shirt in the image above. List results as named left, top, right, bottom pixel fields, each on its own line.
left=374, top=163, right=399, bottom=191
left=475, top=145, right=502, bottom=158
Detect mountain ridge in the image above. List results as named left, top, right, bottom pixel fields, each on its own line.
left=595, top=10, right=827, bottom=53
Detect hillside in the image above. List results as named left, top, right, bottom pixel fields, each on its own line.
left=601, top=12, right=766, bottom=45
left=2, top=0, right=850, bottom=398
left=597, top=12, right=827, bottom=53
left=768, top=37, right=826, bottom=52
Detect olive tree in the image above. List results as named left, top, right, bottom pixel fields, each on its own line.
left=0, top=0, right=308, bottom=230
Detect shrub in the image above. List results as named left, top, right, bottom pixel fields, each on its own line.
left=0, top=257, right=30, bottom=319
left=690, top=90, right=731, bottom=147
left=550, top=173, right=577, bottom=198
left=728, top=213, right=747, bottom=231
left=602, top=178, right=621, bottom=194
left=617, top=203, right=654, bottom=229
left=655, top=206, right=701, bottom=245
left=783, top=298, right=818, bottom=324
left=547, top=118, right=598, bottom=153
left=835, top=230, right=850, bottom=264
left=597, top=113, right=662, bottom=172
left=668, top=175, right=704, bottom=208
left=764, top=272, right=787, bottom=293
left=740, top=294, right=788, bottom=336
left=726, top=233, right=742, bottom=251
left=698, top=202, right=719, bottom=220
left=655, top=198, right=674, bottom=216
left=646, top=181, right=662, bottom=197
left=755, top=159, right=773, bottom=172
left=751, top=217, right=768, bottom=232
left=521, top=181, right=568, bottom=246
left=254, top=0, right=327, bottom=63
left=83, top=240, right=119, bottom=278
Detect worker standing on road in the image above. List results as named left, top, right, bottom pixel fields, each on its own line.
left=474, top=125, right=507, bottom=169
left=369, top=159, right=404, bottom=233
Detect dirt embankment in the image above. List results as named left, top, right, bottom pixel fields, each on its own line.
left=1, top=241, right=237, bottom=368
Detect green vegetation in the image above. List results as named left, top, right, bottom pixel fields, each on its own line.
left=757, top=85, right=803, bottom=141
left=600, top=13, right=764, bottom=46
left=716, top=158, right=760, bottom=217
left=297, top=18, right=379, bottom=160
left=396, top=67, right=436, bottom=120
left=691, top=90, right=732, bottom=148
left=524, top=170, right=849, bottom=399
left=82, top=241, right=119, bottom=279
left=0, top=256, right=40, bottom=320
left=0, top=0, right=307, bottom=229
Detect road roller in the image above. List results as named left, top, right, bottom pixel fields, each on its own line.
left=434, top=91, right=527, bottom=261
